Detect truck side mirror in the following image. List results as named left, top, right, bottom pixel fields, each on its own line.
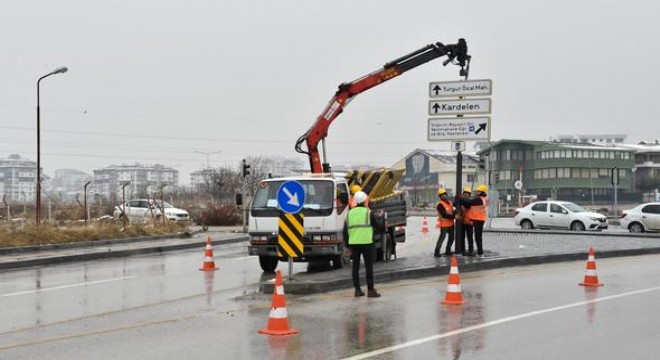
left=235, top=193, right=243, bottom=206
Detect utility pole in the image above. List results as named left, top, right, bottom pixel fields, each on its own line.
left=121, top=182, right=130, bottom=229
left=83, top=181, right=92, bottom=226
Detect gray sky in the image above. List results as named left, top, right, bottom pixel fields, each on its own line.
left=2, top=0, right=660, bottom=184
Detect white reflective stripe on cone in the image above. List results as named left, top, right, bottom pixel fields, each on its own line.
left=269, top=307, right=288, bottom=319
left=585, top=270, right=598, bottom=276
left=588, top=255, right=595, bottom=261
left=450, top=267, right=459, bottom=274
left=204, top=257, right=214, bottom=262
left=276, top=285, right=284, bottom=295
left=447, top=284, right=461, bottom=293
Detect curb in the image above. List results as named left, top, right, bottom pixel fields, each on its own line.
left=0, top=234, right=249, bottom=271
left=262, top=246, right=660, bottom=295
left=484, top=228, right=660, bottom=239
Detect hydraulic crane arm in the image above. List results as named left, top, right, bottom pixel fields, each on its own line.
left=295, top=39, right=470, bottom=173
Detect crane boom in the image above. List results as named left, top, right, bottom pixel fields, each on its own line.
left=295, top=39, right=471, bottom=173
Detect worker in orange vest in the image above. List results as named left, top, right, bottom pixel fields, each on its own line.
left=458, top=184, right=488, bottom=257
left=459, top=188, right=475, bottom=256
left=434, top=188, right=455, bottom=257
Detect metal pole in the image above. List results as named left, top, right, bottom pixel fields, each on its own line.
left=83, top=181, right=91, bottom=226
left=35, top=67, right=67, bottom=226
left=121, top=182, right=130, bottom=228
left=288, top=257, right=293, bottom=281
left=454, top=150, right=463, bottom=254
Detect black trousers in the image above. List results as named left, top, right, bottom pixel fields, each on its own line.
left=462, top=223, right=474, bottom=254
left=472, top=220, right=485, bottom=255
left=435, top=226, right=454, bottom=255
left=350, top=243, right=375, bottom=291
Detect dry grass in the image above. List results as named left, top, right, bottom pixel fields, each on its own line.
left=0, top=221, right=189, bottom=248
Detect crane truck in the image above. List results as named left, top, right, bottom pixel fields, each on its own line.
left=248, top=39, right=471, bottom=272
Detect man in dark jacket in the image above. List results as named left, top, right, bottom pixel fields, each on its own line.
left=343, top=191, right=385, bottom=297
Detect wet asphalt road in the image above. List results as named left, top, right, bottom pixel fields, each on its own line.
left=2, top=218, right=660, bottom=359
left=2, top=253, right=660, bottom=359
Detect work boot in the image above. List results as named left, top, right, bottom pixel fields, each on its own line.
left=367, top=289, right=381, bottom=298
left=354, top=289, right=365, bottom=297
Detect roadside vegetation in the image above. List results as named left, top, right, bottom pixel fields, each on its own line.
left=0, top=221, right=190, bottom=248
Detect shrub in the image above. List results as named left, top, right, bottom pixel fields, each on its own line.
left=197, top=203, right=240, bottom=226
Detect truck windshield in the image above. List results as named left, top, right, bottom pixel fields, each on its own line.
left=252, top=180, right=335, bottom=216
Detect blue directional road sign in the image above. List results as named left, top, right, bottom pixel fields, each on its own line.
left=277, top=181, right=305, bottom=214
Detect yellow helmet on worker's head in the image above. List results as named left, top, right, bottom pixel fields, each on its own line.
left=437, top=188, right=447, bottom=196
left=476, top=184, right=488, bottom=194
left=463, top=187, right=472, bottom=194
left=350, top=184, right=362, bottom=195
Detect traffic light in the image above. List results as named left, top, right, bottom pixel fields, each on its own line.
left=242, top=159, right=251, bottom=178
left=477, top=157, right=486, bottom=170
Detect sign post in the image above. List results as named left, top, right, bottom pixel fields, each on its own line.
left=276, top=181, right=305, bottom=280
left=427, top=78, right=493, bottom=255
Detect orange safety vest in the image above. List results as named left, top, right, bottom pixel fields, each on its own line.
left=461, top=205, right=473, bottom=225
left=438, top=200, right=454, bottom=228
left=469, top=196, right=488, bottom=222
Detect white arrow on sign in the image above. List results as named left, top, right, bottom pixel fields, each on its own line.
left=428, top=98, right=491, bottom=116
left=282, top=187, right=300, bottom=207
left=429, top=79, right=492, bottom=98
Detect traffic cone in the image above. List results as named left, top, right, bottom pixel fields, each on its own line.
left=435, top=217, right=441, bottom=229
left=579, top=247, right=603, bottom=287
left=442, top=255, right=466, bottom=305
left=421, top=216, right=429, bottom=234
left=259, top=270, right=299, bottom=335
left=199, top=236, right=219, bottom=271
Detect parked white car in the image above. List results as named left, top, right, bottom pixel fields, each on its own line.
left=620, top=202, right=660, bottom=233
left=113, top=199, right=190, bottom=222
left=514, top=201, right=608, bottom=231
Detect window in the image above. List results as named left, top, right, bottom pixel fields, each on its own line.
left=336, top=183, right=348, bottom=214
left=467, top=174, right=475, bottom=182
left=642, top=205, right=660, bottom=214
left=554, top=150, right=560, bottom=158
left=531, top=203, right=548, bottom=212
left=550, top=204, right=565, bottom=214
left=548, top=168, right=557, bottom=178
left=503, top=150, right=511, bottom=161
left=558, top=168, right=570, bottom=178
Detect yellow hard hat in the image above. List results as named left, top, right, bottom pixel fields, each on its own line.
left=350, top=184, right=362, bottom=194
left=476, top=184, right=488, bottom=193
left=463, top=187, right=472, bottom=194
left=437, top=188, right=447, bottom=196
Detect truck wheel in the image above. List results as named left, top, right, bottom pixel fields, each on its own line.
left=259, top=256, right=278, bottom=273
left=332, top=248, right=351, bottom=270
left=384, top=234, right=395, bottom=261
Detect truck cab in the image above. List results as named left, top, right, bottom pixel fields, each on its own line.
left=248, top=169, right=407, bottom=273
left=248, top=175, right=351, bottom=272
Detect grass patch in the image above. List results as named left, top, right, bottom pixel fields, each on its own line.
left=0, top=221, right=190, bottom=248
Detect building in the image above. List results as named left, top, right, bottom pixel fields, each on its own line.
left=618, top=141, right=660, bottom=194
left=392, top=149, right=484, bottom=207
left=477, top=140, right=636, bottom=212
left=93, top=164, right=179, bottom=202
left=50, top=168, right=93, bottom=202
left=0, top=154, right=37, bottom=203
left=550, top=134, right=627, bottom=145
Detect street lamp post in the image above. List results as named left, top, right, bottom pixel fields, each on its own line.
left=193, top=150, right=222, bottom=169
left=36, top=66, right=68, bottom=226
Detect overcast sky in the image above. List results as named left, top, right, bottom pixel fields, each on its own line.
left=2, top=0, right=659, bottom=184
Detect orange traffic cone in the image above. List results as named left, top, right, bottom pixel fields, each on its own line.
left=442, top=255, right=466, bottom=305
left=421, top=216, right=429, bottom=234
left=579, top=247, right=603, bottom=287
left=259, top=270, right=299, bottom=335
left=199, top=236, right=219, bottom=271
left=435, top=217, right=441, bottom=229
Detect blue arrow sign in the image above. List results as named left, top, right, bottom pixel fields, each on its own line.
left=277, top=181, right=305, bottom=214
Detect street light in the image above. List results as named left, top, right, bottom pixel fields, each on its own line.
left=193, top=150, right=221, bottom=169
left=36, top=66, right=68, bottom=226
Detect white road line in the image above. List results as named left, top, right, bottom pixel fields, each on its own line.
left=342, top=285, right=660, bottom=360
left=2, top=276, right=136, bottom=297
left=233, top=255, right=257, bottom=261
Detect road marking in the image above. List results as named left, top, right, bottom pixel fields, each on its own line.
left=342, top=285, right=660, bottom=360
left=2, top=276, right=136, bottom=297
left=233, top=255, right=257, bottom=261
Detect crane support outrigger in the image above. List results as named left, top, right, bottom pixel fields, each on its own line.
left=295, top=39, right=471, bottom=173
